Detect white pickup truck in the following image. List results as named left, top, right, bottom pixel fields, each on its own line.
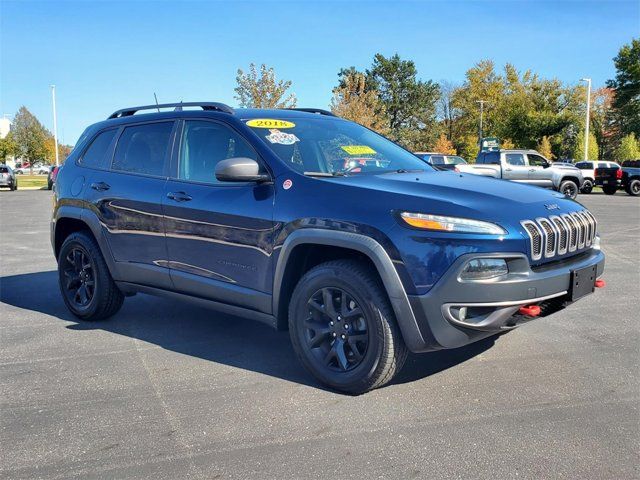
left=457, top=149, right=584, bottom=199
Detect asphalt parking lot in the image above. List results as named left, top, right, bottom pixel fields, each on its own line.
left=1, top=189, right=638, bottom=479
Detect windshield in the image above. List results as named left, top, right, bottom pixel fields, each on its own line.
left=245, top=117, right=430, bottom=175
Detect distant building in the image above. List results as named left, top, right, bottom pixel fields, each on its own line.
left=0, top=117, right=11, bottom=139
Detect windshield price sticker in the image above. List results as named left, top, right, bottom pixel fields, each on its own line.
left=265, top=129, right=300, bottom=145
left=246, top=119, right=296, bottom=129
left=341, top=145, right=377, bottom=155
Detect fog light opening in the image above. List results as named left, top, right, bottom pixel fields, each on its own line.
left=460, top=258, right=508, bottom=280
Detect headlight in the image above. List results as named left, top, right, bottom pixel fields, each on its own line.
left=461, top=258, right=509, bottom=280
left=399, top=212, right=507, bottom=235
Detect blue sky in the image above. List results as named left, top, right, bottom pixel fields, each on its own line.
left=1, top=0, right=638, bottom=144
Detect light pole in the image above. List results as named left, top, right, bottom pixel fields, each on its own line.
left=580, top=78, right=591, bottom=161
left=50, top=85, right=60, bottom=166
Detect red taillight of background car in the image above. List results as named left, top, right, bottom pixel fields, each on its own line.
left=616, top=168, right=623, bottom=179
left=594, top=168, right=599, bottom=177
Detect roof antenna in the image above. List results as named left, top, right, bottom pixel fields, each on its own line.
left=174, top=100, right=183, bottom=112
left=153, top=93, right=160, bottom=112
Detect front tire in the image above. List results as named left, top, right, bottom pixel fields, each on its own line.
left=580, top=179, right=593, bottom=194
left=288, top=260, right=407, bottom=394
left=559, top=180, right=579, bottom=199
left=58, top=232, right=124, bottom=320
left=603, top=185, right=617, bottom=195
left=625, top=179, right=640, bottom=196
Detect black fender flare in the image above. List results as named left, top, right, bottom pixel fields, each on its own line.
left=53, top=205, right=118, bottom=278
left=272, top=229, right=427, bottom=352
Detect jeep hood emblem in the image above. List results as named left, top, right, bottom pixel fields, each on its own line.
left=545, top=203, right=560, bottom=210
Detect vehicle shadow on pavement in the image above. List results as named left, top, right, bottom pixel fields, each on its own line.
left=0, top=270, right=497, bottom=392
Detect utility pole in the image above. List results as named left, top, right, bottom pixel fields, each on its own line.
left=580, top=78, right=591, bottom=161
left=50, top=85, right=60, bottom=166
left=476, top=100, right=487, bottom=143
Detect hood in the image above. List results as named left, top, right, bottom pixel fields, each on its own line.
left=324, top=170, right=581, bottom=220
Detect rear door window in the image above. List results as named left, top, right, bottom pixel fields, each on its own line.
left=505, top=153, right=525, bottom=166
left=80, top=129, right=118, bottom=169
left=112, top=122, right=174, bottom=177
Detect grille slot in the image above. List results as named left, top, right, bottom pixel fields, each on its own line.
left=550, top=215, right=568, bottom=255
left=537, top=218, right=557, bottom=257
left=521, top=210, right=596, bottom=262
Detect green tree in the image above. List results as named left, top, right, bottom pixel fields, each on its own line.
left=572, top=130, right=599, bottom=160
left=606, top=39, right=640, bottom=138
left=11, top=106, right=49, bottom=172
left=0, top=132, right=17, bottom=162
left=330, top=72, right=389, bottom=134
left=365, top=53, right=440, bottom=149
left=616, top=133, right=640, bottom=161
left=234, top=63, right=297, bottom=108
left=451, top=61, right=583, bottom=156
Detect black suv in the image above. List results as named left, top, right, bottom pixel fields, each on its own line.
left=53, top=102, right=605, bottom=393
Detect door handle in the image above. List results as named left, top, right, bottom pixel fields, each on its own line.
left=90, top=181, right=110, bottom=191
left=505, top=168, right=512, bottom=172
left=167, top=191, right=192, bottom=202
left=529, top=169, right=536, bottom=172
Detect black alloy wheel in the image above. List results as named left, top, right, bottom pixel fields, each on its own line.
left=61, top=247, right=95, bottom=308
left=304, top=287, right=369, bottom=372
left=560, top=180, right=578, bottom=199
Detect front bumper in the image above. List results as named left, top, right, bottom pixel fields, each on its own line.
left=404, top=247, right=605, bottom=352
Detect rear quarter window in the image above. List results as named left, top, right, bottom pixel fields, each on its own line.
left=79, top=129, right=118, bottom=169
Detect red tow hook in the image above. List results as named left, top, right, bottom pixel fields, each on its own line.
left=595, top=279, right=606, bottom=288
left=519, top=305, right=541, bottom=317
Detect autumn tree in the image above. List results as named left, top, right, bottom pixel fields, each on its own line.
left=432, top=134, right=456, bottom=154
left=591, top=87, right=617, bottom=159
left=616, top=133, right=640, bottom=161
left=607, top=38, right=640, bottom=138
left=44, top=138, right=73, bottom=164
left=330, top=72, right=389, bottom=134
left=11, top=106, right=49, bottom=172
left=536, top=136, right=554, bottom=159
left=234, top=63, right=297, bottom=109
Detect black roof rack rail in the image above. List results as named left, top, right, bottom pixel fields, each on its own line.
left=286, top=108, right=336, bottom=117
left=108, top=102, right=234, bottom=119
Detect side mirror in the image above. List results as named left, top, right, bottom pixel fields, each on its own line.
left=543, top=162, right=550, bottom=169
left=215, top=157, right=270, bottom=183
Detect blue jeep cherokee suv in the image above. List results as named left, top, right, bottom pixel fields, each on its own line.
left=52, top=102, right=605, bottom=394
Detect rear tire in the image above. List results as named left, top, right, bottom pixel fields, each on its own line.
left=288, top=259, right=407, bottom=395
left=559, top=180, right=579, bottom=199
left=625, top=179, right=640, bottom=196
left=603, top=185, right=617, bottom=195
left=580, top=179, right=593, bottom=194
left=58, top=232, right=124, bottom=321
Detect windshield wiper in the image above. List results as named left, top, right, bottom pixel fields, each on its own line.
left=381, top=168, right=425, bottom=174
left=303, top=171, right=346, bottom=177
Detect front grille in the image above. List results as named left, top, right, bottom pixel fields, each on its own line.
left=521, top=210, right=597, bottom=262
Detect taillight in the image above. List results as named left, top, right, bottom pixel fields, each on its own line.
left=616, top=169, right=623, bottom=179
left=594, top=168, right=599, bottom=177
